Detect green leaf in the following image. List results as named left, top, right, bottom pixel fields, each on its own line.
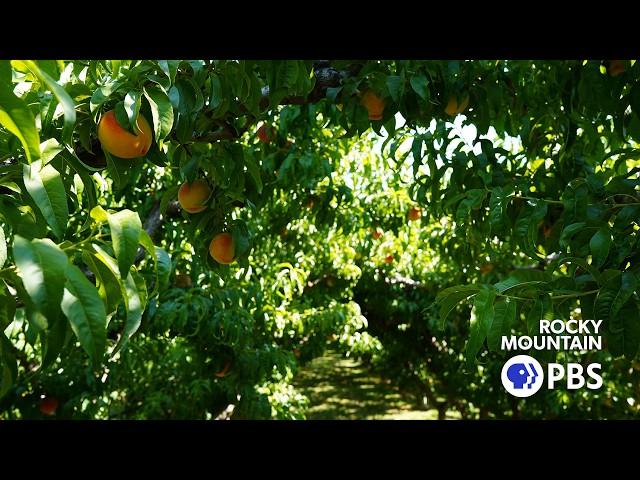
left=549, top=256, right=602, bottom=285
left=106, top=209, right=142, bottom=279
left=20, top=60, right=76, bottom=146
left=590, top=227, right=611, bottom=268
left=386, top=75, right=403, bottom=103
left=436, top=285, right=481, bottom=328
left=61, top=264, right=107, bottom=365
left=41, top=316, right=67, bottom=368
left=608, top=301, right=640, bottom=359
left=0, top=289, right=16, bottom=331
left=104, top=150, right=133, bottom=190
left=40, top=138, right=64, bottom=164
left=0, top=80, right=40, bottom=163
left=245, top=154, right=263, bottom=193
left=13, top=235, right=68, bottom=323
left=595, top=271, right=637, bottom=324
left=23, top=161, right=69, bottom=240
left=138, top=230, right=159, bottom=297
left=124, top=90, right=142, bottom=133
left=160, top=185, right=179, bottom=215
left=0, top=225, right=6, bottom=268
left=455, top=189, right=487, bottom=223
left=487, top=299, right=516, bottom=351
left=0, top=60, right=10, bottom=84
left=82, top=251, right=123, bottom=315
left=494, top=275, right=548, bottom=294
left=90, top=205, right=109, bottom=224
left=92, top=245, right=143, bottom=355
left=526, top=295, right=552, bottom=335
left=466, top=287, right=497, bottom=366
left=514, top=201, right=548, bottom=259
left=155, top=246, right=171, bottom=292
left=158, top=60, right=179, bottom=84
left=409, top=74, right=430, bottom=101
left=143, top=85, right=174, bottom=143
left=0, top=333, right=17, bottom=399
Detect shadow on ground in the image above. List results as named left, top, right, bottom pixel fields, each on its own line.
left=294, top=352, right=457, bottom=420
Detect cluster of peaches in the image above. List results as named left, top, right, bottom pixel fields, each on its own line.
left=96, top=110, right=235, bottom=265
left=360, top=88, right=469, bottom=121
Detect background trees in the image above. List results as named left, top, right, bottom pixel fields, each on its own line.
left=0, top=59, right=639, bottom=419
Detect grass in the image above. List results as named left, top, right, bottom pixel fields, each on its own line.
left=293, top=352, right=459, bottom=420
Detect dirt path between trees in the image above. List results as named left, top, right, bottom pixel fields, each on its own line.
left=294, top=352, right=456, bottom=420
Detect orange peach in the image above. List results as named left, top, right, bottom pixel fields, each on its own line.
left=209, top=232, right=235, bottom=264
left=39, top=396, right=59, bottom=416
left=444, top=94, right=470, bottom=116
left=361, top=90, right=385, bottom=120
left=178, top=180, right=212, bottom=214
left=257, top=124, right=275, bottom=144
left=408, top=207, right=422, bottom=221
left=97, top=110, right=152, bottom=159
left=608, top=60, right=625, bottom=77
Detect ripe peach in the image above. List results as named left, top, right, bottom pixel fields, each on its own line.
left=479, top=263, right=494, bottom=275
left=372, top=228, right=383, bottom=240
left=215, top=360, right=232, bottom=378
left=178, top=180, right=212, bottom=214
left=39, top=396, right=59, bottom=416
left=361, top=90, right=385, bottom=120
left=444, top=94, right=470, bottom=116
left=97, top=110, right=152, bottom=159
left=305, top=197, right=315, bottom=209
left=408, top=207, right=422, bottom=221
left=384, top=254, right=394, bottom=264
left=209, top=232, right=235, bottom=265
left=608, top=60, right=625, bottom=77
left=257, top=123, right=275, bottom=144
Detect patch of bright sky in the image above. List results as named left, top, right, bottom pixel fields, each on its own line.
left=366, top=112, right=524, bottom=184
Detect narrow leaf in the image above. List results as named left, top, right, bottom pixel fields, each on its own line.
left=61, top=264, right=107, bottom=365
left=23, top=161, right=69, bottom=239
left=106, top=209, right=142, bottom=279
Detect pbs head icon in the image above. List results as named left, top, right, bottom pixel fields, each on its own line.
left=501, top=355, right=544, bottom=397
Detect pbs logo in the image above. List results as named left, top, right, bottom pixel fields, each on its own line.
left=501, top=355, right=544, bottom=398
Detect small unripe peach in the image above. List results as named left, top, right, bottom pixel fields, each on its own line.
left=209, top=232, right=235, bottom=264
left=97, top=110, right=152, bottom=159
left=178, top=180, right=212, bottom=214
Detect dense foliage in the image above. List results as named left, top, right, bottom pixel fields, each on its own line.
left=1, top=59, right=639, bottom=419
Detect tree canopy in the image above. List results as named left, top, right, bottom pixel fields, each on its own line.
left=1, top=59, right=639, bottom=419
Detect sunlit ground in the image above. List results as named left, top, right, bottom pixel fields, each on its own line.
left=294, top=352, right=462, bottom=420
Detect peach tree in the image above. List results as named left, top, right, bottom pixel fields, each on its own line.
left=0, top=59, right=639, bottom=418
